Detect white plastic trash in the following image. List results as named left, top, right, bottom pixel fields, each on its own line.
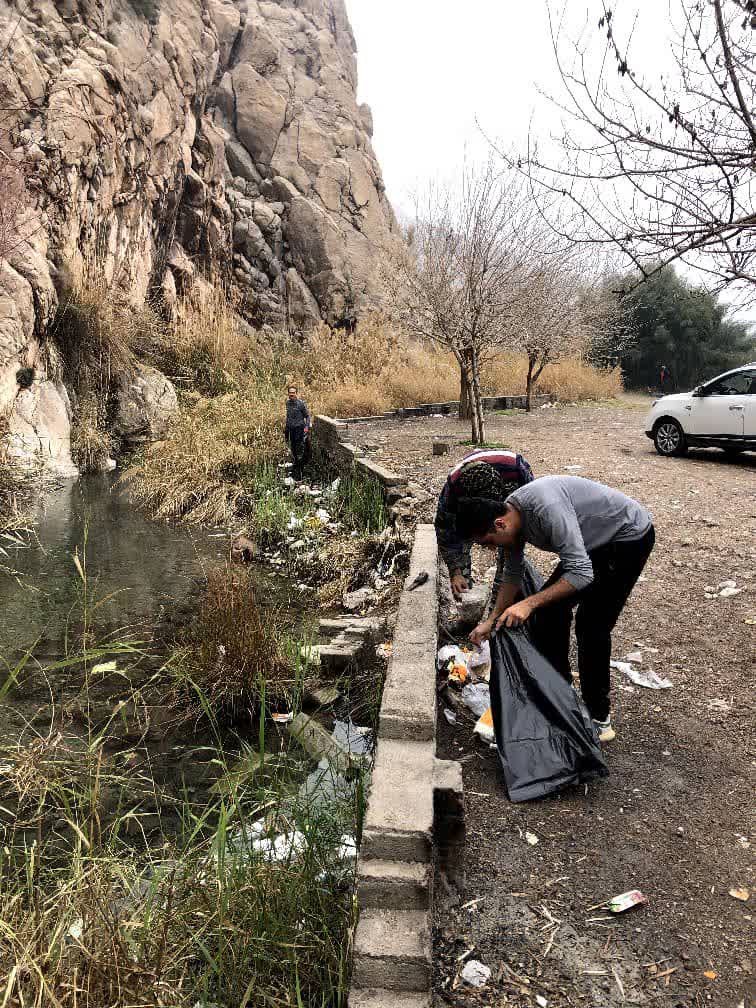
left=460, top=682, right=491, bottom=718
left=460, top=960, right=491, bottom=988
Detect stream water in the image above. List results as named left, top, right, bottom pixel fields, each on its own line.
left=0, top=473, right=307, bottom=808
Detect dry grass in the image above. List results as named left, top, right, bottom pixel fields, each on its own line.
left=123, top=384, right=281, bottom=524
left=168, top=564, right=300, bottom=724
left=125, top=299, right=621, bottom=524
left=143, top=284, right=254, bottom=396
left=480, top=352, right=623, bottom=404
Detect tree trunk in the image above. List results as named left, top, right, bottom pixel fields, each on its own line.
left=525, top=355, right=535, bottom=412
left=458, top=352, right=472, bottom=421
left=468, top=348, right=486, bottom=444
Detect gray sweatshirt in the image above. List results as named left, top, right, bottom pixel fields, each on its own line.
left=285, top=397, right=310, bottom=429
left=503, top=476, right=652, bottom=591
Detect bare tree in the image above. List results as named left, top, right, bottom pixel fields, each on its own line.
left=510, top=0, right=756, bottom=300
left=381, top=163, right=536, bottom=444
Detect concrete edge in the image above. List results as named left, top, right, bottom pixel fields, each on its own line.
left=349, top=525, right=464, bottom=1005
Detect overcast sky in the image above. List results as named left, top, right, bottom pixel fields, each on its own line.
left=346, top=1, right=753, bottom=319
left=346, top=1, right=670, bottom=216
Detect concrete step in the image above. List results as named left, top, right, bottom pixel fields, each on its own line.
left=358, top=858, right=431, bottom=910
left=352, top=908, right=431, bottom=992
left=350, top=989, right=430, bottom=1008
left=361, top=738, right=435, bottom=863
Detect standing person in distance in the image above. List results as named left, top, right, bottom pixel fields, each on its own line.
left=284, top=385, right=311, bottom=479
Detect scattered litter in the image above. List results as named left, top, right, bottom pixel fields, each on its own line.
left=525, top=831, right=539, bottom=846
left=287, top=515, right=303, bottom=530
left=467, top=640, right=491, bottom=680
left=460, top=960, right=491, bottom=988
left=608, top=890, right=648, bottom=913
left=299, top=759, right=354, bottom=810
left=438, top=644, right=465, bottom=665
left=708, top=698, right=731, bottom=713
left=376, top=641, right=393, bottom=659
left=460, top=682, right=491, bottom=718
left=282, top=477, right=296, bottom=488
left=407, top=570, right=429, bottom=591
left=66, top=918, right=84, bottom=941
left=703, top=970, right=718, bottom=980
left=729, top=887, right=749, bottom=902
left=717, top=580, right=736, bottom=590
left=473, top=708, right=495, bottom=743
left=719, top=585, right=742, bottom=598
left=611, top=660, right=672, bottom=690
left=315, top=508, right=331, bottom=523
left=623, top=651, right=644, bottom=663
left=565, top=464, right=583, bottom=471
left=332, top=719, right=372, bottom=756
left=745, top=616, right=756, bottom=625
left=448, top=662, right=469, bottom=687
left=443, top=708, right=457, bottom=725
left=736, top=835, right=750, bottom=849
left=272, top=712, right=294, bottom=725
left=91, top=661, right=118, bottom=675
left=536, top=996, right=548, bottom=1008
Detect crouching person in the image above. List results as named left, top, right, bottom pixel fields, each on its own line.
left=462, top=476, right=655, bottom=743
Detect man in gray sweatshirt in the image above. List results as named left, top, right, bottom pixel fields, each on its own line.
left=461, top=476, right=655, bottom=742
left=284, top=385, right=311, bottom=478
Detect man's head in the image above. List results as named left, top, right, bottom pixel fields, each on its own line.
left=455, top=497, right=523, bottom=547
left=287, top=385, right=298, bottom=400
left=452, top=462, right=518, bottom=507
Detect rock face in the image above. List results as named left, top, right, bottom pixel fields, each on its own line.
left=0, top=0, right=398, bottom=471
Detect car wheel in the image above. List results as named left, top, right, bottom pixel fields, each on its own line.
left=653, top=419, right=687, bottom=456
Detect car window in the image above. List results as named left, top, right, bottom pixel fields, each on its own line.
left=705, top=370, right=756, bottom=395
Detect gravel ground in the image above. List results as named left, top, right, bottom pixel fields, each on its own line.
left=348, top=398, right=755, bottom=1008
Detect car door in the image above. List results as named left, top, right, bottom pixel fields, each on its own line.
left=688, top=370, right=753, bottom=437
left=744, top=371, right=756, bottom=439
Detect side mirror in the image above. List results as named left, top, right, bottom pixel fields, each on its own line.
left=692, top=385, right=705, bottom=397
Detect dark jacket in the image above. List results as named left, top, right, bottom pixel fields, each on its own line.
left=285, top=397, right=311, bottom=430
left=434, top=449, right=534, bottom=585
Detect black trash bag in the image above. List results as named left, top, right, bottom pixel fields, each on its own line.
left=489, top=560, right=608, bottom=802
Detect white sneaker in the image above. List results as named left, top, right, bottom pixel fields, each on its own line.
left=593, top=718, right=616, bottom=743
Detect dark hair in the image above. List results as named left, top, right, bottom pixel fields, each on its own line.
left=455, top=497, right=509, bottom=541
left=453, top=462, right=511, bottom=504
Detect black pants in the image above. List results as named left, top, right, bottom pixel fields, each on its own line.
left=285, top=426, right=308, bottom=475
left=530, top=526, right=655, bottom=722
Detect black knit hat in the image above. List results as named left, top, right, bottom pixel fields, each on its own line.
left=453, top=462, right=518, bottom=506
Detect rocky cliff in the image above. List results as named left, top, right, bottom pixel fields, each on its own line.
left=0, top=0, right=398, bottom=472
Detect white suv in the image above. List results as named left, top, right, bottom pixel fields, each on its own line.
left=645, top=363, right=756, bottom=457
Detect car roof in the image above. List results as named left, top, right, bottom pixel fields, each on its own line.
left=704, top=362, right=756, bottom=383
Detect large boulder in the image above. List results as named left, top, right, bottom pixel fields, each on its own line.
left=5, top=381, right=78, bottom=477
left=112, top=365, right=179, bottom=447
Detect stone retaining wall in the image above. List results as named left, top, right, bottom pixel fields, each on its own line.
left=350, top=525, right=464, bottom=1008
left=312, top=414, right=410, bottom=503
left=338, top=393, right=552, bottom=424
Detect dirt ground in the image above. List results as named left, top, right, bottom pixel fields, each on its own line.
left=349, top=397, right=755, bottom=1008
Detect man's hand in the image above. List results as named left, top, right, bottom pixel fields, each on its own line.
left=451, top=572, right=469, bottom=598
left=495, top=599, right=535, bottom=630
left=469, top=618, right=495, bottom=645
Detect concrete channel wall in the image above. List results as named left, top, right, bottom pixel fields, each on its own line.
left=350, top=525, right=464, bottom=1008
left=312, top=415, right=466, bottom=1005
